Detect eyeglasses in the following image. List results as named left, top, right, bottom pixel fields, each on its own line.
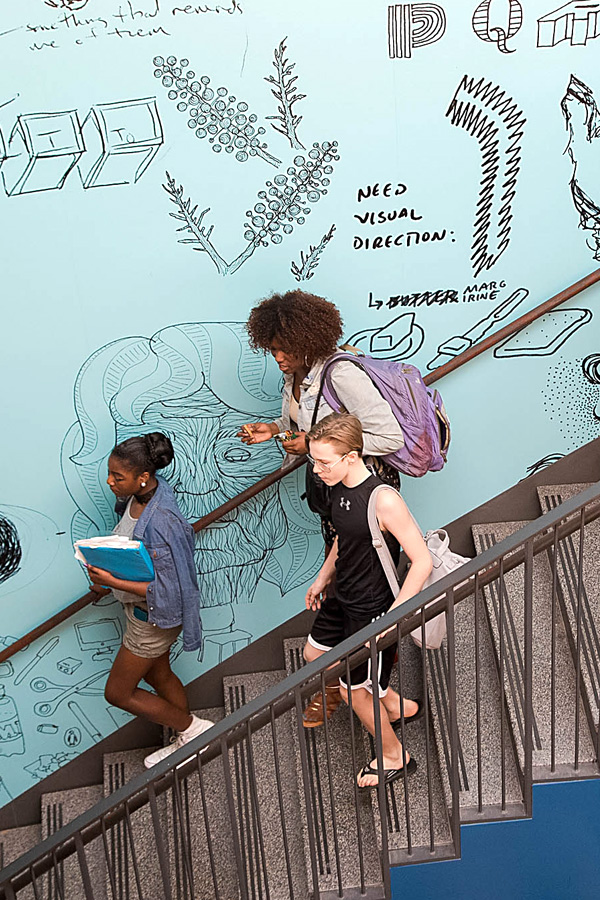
left=307, top=452, right=348, bottom=472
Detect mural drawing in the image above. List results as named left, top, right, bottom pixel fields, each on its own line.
left=265, top=37, right=306, bottom=151
left=387, top=3, right=446, bottom=59
left=290, top=223, right=336, bottom=281
left=561, top=75, right=600, bottom=262
left=472, top=0, right=522, bottom=54
left=537, top=1, right=600, bottom=47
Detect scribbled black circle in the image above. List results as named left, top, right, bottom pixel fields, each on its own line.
left=582, top=354, right=600, bottom=385
left=0, top=516, right=22, bottom=585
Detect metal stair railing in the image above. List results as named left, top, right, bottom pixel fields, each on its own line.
left=1, top=266, right=599, bottom=666
left=2, top=481, right=600, bottom=900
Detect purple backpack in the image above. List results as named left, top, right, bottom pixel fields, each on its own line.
left=317, top=353, right=451, bottom=478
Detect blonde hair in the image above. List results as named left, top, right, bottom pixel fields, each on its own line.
left=307, top=413, right=363, bottom=455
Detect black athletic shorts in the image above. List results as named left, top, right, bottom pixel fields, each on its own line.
left=307, top=594, right=396, bottom=695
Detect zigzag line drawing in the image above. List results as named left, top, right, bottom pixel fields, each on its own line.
left=446, top=75, right=526, bottom=278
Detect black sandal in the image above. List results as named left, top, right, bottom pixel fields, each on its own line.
left=357, top=754, right=417, bottom=789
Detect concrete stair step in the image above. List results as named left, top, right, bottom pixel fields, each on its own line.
left=41, top=785, right=107, bottom=900
left=472, top=520, right=595, bottom=774
left=103, top=749, right=167, bottom=899
left=428, top=587, right=523, bottom=819
left=223, top=669, right=309, bottom=900
left=0, top=824, right=42, bottom=900
left=283, top=638, right=384, bottom=895
left=537, top=483, right=600, bottom=740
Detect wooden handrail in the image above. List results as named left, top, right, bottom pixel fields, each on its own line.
left=1, top=268, right=599, bottom=665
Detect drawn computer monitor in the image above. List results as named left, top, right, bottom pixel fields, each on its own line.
left=74, top=619, right=122, bottom=661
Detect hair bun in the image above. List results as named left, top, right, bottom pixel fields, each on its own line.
left=144, top=432, right=174, bottom=470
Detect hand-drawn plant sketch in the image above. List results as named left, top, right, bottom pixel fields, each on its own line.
left=153, top=55, right=281, bottom=167
left=388, top=3, right=447, bottom=58
left=61, top=323, right=321, bottom=613
left=472, top=0, right=522, bottom=53
left=0, top=100, right=163, bottom=196
left=291, top=224, right=336, bottom=280
left=446, top=76, right=526, bottom=278
left=265, top=37, right=306, bottom=150
left=164, top=142, right=339, bottom=275
left=538, top=1, right=600, bottom=47
left=347, top=312, right=424, bottom=360
left=561, top=75, right=600, bottom=262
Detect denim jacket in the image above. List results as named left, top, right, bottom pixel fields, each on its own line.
left=115, top=476, right=202, bottom=652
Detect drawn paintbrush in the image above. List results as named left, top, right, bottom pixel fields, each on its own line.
left=14, top=636, right=59, bottom=686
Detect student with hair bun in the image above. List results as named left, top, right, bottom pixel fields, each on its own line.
left=86, top=432, right=213, bottom=768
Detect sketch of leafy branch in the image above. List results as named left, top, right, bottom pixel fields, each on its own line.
left=164, top=141, right=340, bottom=277
left=153, top=55, right=281, bottom=168
left=291, top=224, right=336, bottom=281
left=265, top=37, right=306, bottom=151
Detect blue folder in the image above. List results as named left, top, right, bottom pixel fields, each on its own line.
left=75, top=541, right=155, bottom=582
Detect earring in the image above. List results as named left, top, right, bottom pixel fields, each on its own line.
left=304, top=355, right=309, bottom=366
left=140, top=482, right=147, bottom=488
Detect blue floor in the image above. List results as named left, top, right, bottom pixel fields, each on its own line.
left=392, top=779, right=600, bottom=900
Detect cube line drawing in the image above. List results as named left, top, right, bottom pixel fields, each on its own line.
left=1, top=110, right=84, bottom=196
left=538, top=1, right=600, bottom=47
left=78, top=97, right=164, bottom=189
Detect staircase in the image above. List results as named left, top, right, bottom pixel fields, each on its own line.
left=2, top=469, right=600, bottom=899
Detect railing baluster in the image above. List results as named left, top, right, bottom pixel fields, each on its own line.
left=344, top=654, right=366, bottom=894
left=147, top=782, right=173, bottom=900
left=550, top=524, right=558, bottom=774
left=74, top=832, right=95, bottom=900
left=269, top=704, right=296, bottom=900
left=474, top=572, right=483, bottom=813
left=523, top=539, right=534, bottom=816
left=420, top=609, right=434, bottom=854
left=369, top=637, right=392, bottom=900
left=50, top=848, right=65, bottom=900
left=244, top=719, right=270, bottom=900
left=220, top=733, right=250, bottom=900
left=195, top=753, right=221, bottom=900
left=171, top=769, right=195, bottom=899
left=294, top=685, right=321, bottom=900
left=498, top=557, right=507, bottom=812
left=319, top=671, right=343, bottom=896
left=575, top=509, right=585, bottom=770
left=445, top=588, right=461, bottom=857
left=124, top=804, right=144, bottom=900
left=101, top=814, right=118, bottom=900
left=394, top=624, right=413, bottom=856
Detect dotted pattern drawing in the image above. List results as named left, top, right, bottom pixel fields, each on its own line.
left=543, top=355, right=600, bottom=451
left=446, top=75, right=526, bottom=278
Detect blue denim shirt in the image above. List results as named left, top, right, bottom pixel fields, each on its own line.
left=115, top=476, right=202, bottom=652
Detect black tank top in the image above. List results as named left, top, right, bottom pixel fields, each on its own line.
left=331, top=473, right=400, bottom=618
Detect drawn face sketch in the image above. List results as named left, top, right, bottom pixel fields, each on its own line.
left=543, top=354, right=600, bottom=451
left=62, top=323, right=320, bottom=607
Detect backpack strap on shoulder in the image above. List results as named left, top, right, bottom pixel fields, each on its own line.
left=367, top=484, right=402, bottom=596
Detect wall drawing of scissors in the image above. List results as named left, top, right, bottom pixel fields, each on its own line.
left=30, top=670, right=109, bottom=717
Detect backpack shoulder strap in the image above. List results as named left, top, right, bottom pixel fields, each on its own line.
left=367, top=484, right=402, bottom=596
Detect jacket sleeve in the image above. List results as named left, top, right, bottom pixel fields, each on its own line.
left=329, top=361, right=405, bottom=456
left=149, top=513, right=202, bottom=652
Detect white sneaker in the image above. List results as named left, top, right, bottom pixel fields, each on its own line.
left=143, top=716, right=214, bottom=769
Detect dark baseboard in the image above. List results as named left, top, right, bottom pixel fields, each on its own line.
left=2, top=436, right=598, bottom=831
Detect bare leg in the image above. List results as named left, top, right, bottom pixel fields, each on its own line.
left=381, top=688, right=419, bottom=722
left=340, top=685, right=409, bottom=787
left=144, top=654, right=190, bottom=715
left=105, top=646, right=192, bottom=733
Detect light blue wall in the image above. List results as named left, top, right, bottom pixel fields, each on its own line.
left=1, top=0, right=599, bottom=803
left=393, top=779, right=600, bottom=899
